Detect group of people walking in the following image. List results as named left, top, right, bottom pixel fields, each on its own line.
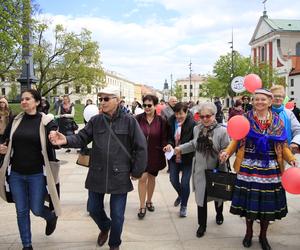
left=0, top=84, right=299, bottom=250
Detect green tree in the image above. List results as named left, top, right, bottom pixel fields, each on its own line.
left=7, top=82, right=18, bottom=100
left=0, top=0, right=24, bottom=75
left=200, top=76, right=226, bottom=99
left=173, top=83, right=183, bottom=101
left=33, top=23, right=105, bottom=96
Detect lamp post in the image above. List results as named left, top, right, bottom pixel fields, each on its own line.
left=24, top=56, right=30, bottom=90
left=170, top=74, right=173, bottom=96
left=228, top=30, right=234, bottom=107
left=189, top=60, right=192, bottom=101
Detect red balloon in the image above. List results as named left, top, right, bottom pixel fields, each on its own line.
left=244, top=74, right=262, bottom=93
left=227, top=115, right=250, bottom=140
left=285, top=101, right=294, bottom=110
left=282, top=167, right=300, bottom=194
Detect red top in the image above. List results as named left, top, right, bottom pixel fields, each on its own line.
left=136, top=113, right=168, bottom=174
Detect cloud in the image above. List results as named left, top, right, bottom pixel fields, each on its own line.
left=37, top=0, right=300, bottom=89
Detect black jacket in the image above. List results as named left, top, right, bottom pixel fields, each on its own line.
left=66, top=108, right=148, bottom=194
left=167, top=113, right=196, bottom=165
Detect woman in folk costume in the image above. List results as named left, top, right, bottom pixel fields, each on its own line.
left=0, top=96, right=13, bottom=142
left=0, top=89, right=60, bottom=250
left=220, top=89, right=297, bottom=250
left=173, top=102, right=230, bottom=237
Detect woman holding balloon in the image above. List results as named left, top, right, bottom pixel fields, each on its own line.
left=220, top=88, right=297, bottom=250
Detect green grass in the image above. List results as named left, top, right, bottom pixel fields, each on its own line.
left=9, top=103, right=85, bottom=124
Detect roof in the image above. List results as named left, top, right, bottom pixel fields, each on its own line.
left=290, top=56, right=300, bottom=76
left=265, top=19, right=300, bottom=31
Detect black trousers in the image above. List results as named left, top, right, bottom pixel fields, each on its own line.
left=197, top=190, right=223, bottom=227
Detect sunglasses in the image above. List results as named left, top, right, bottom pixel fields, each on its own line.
left=143, top=104, right=153, bottom=108
left=200, top=114, right=213, bottom=119
left=98, top=96, right=116, bottom=102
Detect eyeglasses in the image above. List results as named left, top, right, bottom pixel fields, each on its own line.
left=98, top=96, right=117, bottom=102
left=142, top=104, right=153, bottom=108
left=273, top=95, right=284, bottom=99
left=200, top=114, right=213, bottom=119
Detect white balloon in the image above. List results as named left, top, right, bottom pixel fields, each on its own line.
left=83, top=104, right=99, bottom=122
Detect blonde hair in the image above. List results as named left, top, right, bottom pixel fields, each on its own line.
left=270, top=85, right=285, bottom=94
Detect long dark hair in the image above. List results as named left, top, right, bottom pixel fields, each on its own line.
left=21, top=89, right=42, bottom=109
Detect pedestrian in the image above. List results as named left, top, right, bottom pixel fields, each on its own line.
left=0, top=96, right=13, bottom=142
left=161, top=96, right=178, bottom=120
left=39, top=97, right=50, bottom=114
left=213, top=97, right=224, bottom=123
left=54, top=96, right=63, bottom=115
left=57, top=95, right=76, bottom=153
left=228, top=99, right=244, bottom=120
left=220, top=88, right=297, bottom=250
left=270, top=85, right=300, bottom=153
left=119, top=100, right=129, bottom=114
left=135, top=94, right=168, bottom=219
left=163, top=102, right=196, bottom=217
left=155, top=99, right=166, bottom=116
left=49, top=86, right=147, bottom=250
left=292, top=101, right=300, bottom=123
left=241, top=95, right=253, bottom=112
left=0, top=89, right=60, bottom=250
left=173, top=102, right=230, bottom=237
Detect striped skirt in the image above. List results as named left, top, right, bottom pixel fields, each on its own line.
left=230, top=158, right=287, bottom=221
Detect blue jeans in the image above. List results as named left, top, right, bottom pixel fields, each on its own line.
left=87, top=191, right=127, bottom=247
left=9, top=171, right=56, bottom=247
left=169, top=160, right=192, bottom=207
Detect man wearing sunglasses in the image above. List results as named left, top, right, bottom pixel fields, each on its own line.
left=49, top=86, right=147, bottom=250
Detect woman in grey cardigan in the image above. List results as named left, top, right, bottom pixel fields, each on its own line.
left=175, top=102, right=230, bottom=238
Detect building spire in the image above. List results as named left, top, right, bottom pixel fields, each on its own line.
left=262, top=0, right=268, bottom=17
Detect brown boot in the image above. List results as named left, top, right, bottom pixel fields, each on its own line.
left=97, top=230, right=109, bottom=246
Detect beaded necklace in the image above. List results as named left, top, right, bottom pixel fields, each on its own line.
left=253, top=110, right=272, bottom=131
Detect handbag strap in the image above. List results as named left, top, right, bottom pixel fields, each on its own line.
left=217, top=160, right=232, bottom=173
left=103, top=116, right=132, bottom=160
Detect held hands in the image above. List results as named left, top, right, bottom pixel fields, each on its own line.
left=289, top=161, right=298, bottom=168
left=49, top=131, right=67, bottom=146
left=174, top=147, right=181, bottom=155
left=163, top=144, right=173, bottom=152
left=0, top=143, right=8, bottom=155
left=219, top=151, right=229, bottom=163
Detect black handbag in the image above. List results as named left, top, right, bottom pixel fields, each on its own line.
left=205, top=161, right=236, bottom=201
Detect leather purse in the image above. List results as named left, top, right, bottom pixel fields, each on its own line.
left=205, top=161, right=236, bottom=201
left=76, top=153, right=90, bottom=167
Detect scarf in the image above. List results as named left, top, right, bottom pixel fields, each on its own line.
left=174, top=121, right=182, bottom=163
left=196, top=121, right=218, bottom=156
left=272, top=105, right=292, bottom=144
left=246, top=111, right=287, bottom=167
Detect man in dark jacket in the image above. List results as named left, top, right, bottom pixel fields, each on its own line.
left=49, top=86, right=147, bottom=250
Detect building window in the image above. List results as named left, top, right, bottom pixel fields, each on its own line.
left=296, top=42, right=300, bottom=56
left=184, top=85, right=187, bottom=89
left=1, top=88, right=5, bottom=96
left=75, top=86, right=80, bottom=93
left=184, top=92, right=187, bottom=97
left=261, top=46, right=265, bottom=62
left=190, top=84, right=193, bottom=89
left=291, top=91, right=294, bottom=96
left=291, top=79, right=294, bottom=87
left=190, top=92, right=193, bottom=97
left=64, top=86, right=69, bottom=95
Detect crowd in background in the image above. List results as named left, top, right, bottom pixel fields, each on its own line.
left=0, top=85, right=300, bottom=250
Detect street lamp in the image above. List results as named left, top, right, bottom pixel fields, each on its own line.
left=228, top=30, right=234, bottom=107
left=189, top=60, right=192, bottom=101
left=24, top=56, right=30, bottom=90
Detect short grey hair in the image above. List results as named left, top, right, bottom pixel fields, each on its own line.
left=198, top=102, right=217, bottom=115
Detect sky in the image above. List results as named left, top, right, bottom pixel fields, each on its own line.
left=35, top=0, right=300, bottom=90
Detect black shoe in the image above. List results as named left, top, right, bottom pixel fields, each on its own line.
left=196, top=225, right=206, bottom=238
left=216, top=213, right=224, bottom=225
left=259, top=237, right=272, bottom=250
left=146, top=202, right=155, bottom=212
left=97, top=230, right=110, bottom=246
left=45, top=216, right=58, bottom=236
left=23, top=246, right=33, bottom=250
left=137, top=208, right=146, bottom=219
left=174, top=197, right=181, bottom=207
left=242, top=236, right=252, bottom=248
